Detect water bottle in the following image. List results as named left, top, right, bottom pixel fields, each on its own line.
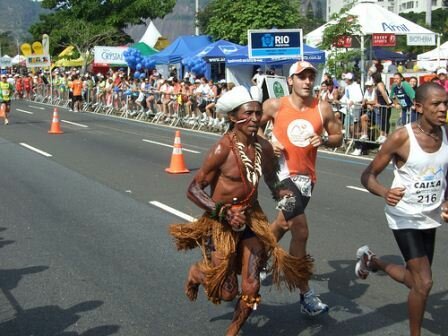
left=231, top=198, right=246, bottom=232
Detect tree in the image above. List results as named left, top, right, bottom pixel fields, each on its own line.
left=319, top=4, right=362, bottom=79
left=197, top=0, right=323, bottom=44
left=29, top=0, right=176, bottom=70
left=0, top=31, right=18, bottom=56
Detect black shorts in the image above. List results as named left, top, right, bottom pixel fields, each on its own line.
left=280, top=177, right=313, bottom=221
left=392, top=228, right=436, bottom=264
left=72, top=95, right=82, bottom=102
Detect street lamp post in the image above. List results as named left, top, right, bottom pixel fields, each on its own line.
left=195, top=0, right=199, bottom=35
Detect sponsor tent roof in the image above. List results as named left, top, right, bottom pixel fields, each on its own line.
left=192, top=39, right=247, bottom=62
left=305, top=0, right=435, bottom=47
left=150, top=35, right=212, bottom=64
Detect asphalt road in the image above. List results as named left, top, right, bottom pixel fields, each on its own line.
left=0, top=99, right=446, bottom=336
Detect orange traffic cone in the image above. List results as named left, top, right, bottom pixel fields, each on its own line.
left=165, top=130, right=190, bottom=174
left=48, top=108, right=64, bottom=134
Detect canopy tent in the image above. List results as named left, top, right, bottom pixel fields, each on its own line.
left=305, top=0, right=437, bottom=82
left=367, top=47, right=408, bottom=62
left=225, top=44, right=325, bottom=66
left=192, top=39, right=247, bottom=63
left=11, top=55, right=26, bottom=65
left=130, top=42, right=158, bottom=56
left=417, top=41, right=448, bottom=71
left=138, top=20, right=170, bottom=51
left=150, top=35, right=212, bottom=64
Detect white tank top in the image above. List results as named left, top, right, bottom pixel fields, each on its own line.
left=385, top=123, right=448, bottom=230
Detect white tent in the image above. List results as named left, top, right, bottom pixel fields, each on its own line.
left=305, top=0, right=438, bottom=82
left=139, top=21, right=162, bottom=48
left=11, top=55, right=26, bottom=65
left=306, top=0, right=435, bottom=46
left=416, top=41, right=448, bottom=71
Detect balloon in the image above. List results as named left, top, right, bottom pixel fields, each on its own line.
left=133, top=71, right=141, bottom=79
left=139, top=73, right=146, bottom=79
left=136, top=63, right=142, bottom=70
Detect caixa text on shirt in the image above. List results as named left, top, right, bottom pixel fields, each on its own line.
left=414, top=180, right=441, bottom=189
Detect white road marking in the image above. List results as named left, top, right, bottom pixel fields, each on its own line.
left=16, top=109, right=34, bottom=115
left=19, top=143, right=53, bottom=157
left=346, top=185, right=369, bottom=193
left=28, top=105, right=45, bottom=110
left=142, top=139, right=200, bottom=154
left=61, top=120, right=88, bottom=128
left=149, top=201, right=195, bottom=222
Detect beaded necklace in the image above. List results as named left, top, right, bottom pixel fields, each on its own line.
left=228, top=133, right=262, bottom=205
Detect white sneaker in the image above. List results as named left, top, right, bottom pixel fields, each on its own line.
left=376, top=135, right=387, bottom=144
left=355, top=245, right=376, bottom=280
left=351, top=148, right=362, bottom=156
left=359, top=134, right=369, bottom=141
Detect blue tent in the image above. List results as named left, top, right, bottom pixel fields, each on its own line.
left=192, top=39, right=247, bottom=63
left=368, top=47, right=408, bottom=62
left=225, top=44, right=325, bottom=66
left=150, top=35, right=212, bottom=64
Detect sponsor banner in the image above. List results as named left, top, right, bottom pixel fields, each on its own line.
left=248, top=29, right=303, bottom=59
left=94, top=46, right=127, bottom=65
left=26, top=55, right=51, bottom=68
left=372, top=33, right=396, bottom=47
left=265, top=76, right=289, bottom=99
left=407, top=34, right=436, bottom=46
left=334, top=36, right=352, bottom=48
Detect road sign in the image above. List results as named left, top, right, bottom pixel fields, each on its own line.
left=248, top=29, right=303, bottom=59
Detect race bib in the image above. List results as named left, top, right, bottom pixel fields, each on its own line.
left=291, top=175, right=312, bottom=197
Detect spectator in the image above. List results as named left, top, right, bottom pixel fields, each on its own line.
left=359, top=80, right=377, bottom=142
left=390, top=72, right=416, bottom=125
left=340, top=72, right=364, bottom=140
left=251, top=67, right=264, bottom=87
left=434, top=68, right=448, bottom=93
left=372, top=72, right=392, bottom=144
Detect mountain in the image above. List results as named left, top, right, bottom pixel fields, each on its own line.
left=0, top=0, right=210, bottom=44
left=128, top=0, right=212, bottom=43
left=0, top=0, right=47, bottom=40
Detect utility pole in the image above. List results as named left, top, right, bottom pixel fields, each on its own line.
left=425, top=0, right=432, bottom=27
left=195, top=0, right=199, bottom=35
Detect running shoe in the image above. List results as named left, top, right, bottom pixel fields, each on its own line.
left=359, top=134, right=369, bottom=141
left=4, top=118, right=9, bottom=125
left=300, top=289, right=329, bottom=316
left=351, top=148, right=362, bottom=156
left=355, top=245, right=376, bottom=280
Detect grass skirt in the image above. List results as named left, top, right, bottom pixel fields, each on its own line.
left=169, top=203, right=313, bottom=304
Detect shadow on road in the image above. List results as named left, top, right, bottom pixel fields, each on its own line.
left=210, top=256, right=448, bottom=335
left=0, top=300, right=120, bottom=336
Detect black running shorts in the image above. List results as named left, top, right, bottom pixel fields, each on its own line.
left=280, top=177, right=313, bottom=221
left=392, top=228, right=436, bottom=264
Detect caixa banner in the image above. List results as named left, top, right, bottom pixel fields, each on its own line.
left=94, top=46, right=127, bottom=65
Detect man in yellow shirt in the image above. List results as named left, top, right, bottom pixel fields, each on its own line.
left=0, top=74, right=14, bottom=125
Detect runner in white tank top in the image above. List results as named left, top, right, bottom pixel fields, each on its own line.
left=356, top=83, right=448, bottom=336
left=385, top=123, right=448, bottom=230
